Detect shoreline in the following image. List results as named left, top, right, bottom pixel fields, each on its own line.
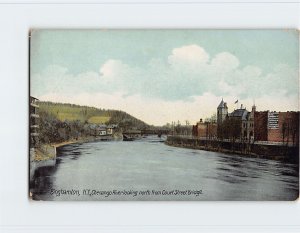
left=165, top=136, right=299, bottom=163
left=30, top=135, right=117, bottom=184
left=32, top=137, right=97, bottom=162
left=34, top=134, right=123, bottom=162
left=51, top=136, right=97, bottom=148
left=165, top=141, right=277, bottom=160
left=51, top=134, right=122, bottom=149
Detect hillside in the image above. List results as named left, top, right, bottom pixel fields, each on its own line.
left=36, top=101, right=150, bottom=144
left=39, top=101, right=149, bottom=129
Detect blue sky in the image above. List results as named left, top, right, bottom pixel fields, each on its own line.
left=31, top=29, right=299, bottom=125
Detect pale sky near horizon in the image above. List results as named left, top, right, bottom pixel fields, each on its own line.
left=30, top=29, right=299, bottom=126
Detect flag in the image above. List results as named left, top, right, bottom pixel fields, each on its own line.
left=234, top=99, right=238, bottom=104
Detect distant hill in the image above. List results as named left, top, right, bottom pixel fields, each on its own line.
left=39, top=101, right=149, bottom=130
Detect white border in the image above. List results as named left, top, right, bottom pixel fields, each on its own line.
left=0, top=2, right=299, bottom=233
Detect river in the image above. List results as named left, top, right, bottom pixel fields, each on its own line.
left=31, top=136, right=299, bottom=201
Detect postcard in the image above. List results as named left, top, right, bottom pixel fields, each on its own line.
left=29, top=29, right=299, bottom=201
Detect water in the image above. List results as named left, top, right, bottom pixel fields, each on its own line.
left=31, top=136, right=299, bottom=201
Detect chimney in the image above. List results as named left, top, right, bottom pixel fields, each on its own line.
left=241, top=104, right=243, bottom=109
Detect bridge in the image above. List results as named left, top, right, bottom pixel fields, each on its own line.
left=141, top=129, right=170, bottom=135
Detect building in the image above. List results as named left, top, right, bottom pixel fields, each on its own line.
left=228, top=104, right=255, bottom=140
left=217, top=98, right=228, bottom=125
left=89, top=124, right=118, bottom=136
left=254, top=111, right=299, bottom=145
left=193, top=98, right=299, bottom=145
left=192, top=119, right=217, bottom=139
left=97, top=124, right=107, bottom=136
left=217, top=99, right=255, bottom=140
left=30, top=96, right=39, bottom=146
left=106, top=124, right=118, bottom=135
left=254, top=111, right=268, bottom=141
left=30, top=96, right=39, bottom=148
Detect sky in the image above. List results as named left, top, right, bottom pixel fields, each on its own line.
left=30, top=29, right=299, bottom=126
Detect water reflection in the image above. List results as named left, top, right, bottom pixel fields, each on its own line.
left=32, top=165, right=58, bottom=200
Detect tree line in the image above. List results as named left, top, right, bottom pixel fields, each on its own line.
left=37, top=101, right=149, bottom=144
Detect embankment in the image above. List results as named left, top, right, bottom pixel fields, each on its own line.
left=51, top=135, right=113, bottom=148
left=165, top=136, right=299, bottom=163
left=29, top=145, right=57, bottom=184
left=29, top=135, right=120, bottom=185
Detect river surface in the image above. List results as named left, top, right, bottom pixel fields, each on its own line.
left=31, top=136, right=299, bottom=201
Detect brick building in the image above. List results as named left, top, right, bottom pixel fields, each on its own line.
left=254, top=111, right=299, bottom=145
left=253, top=111, right=268, bottom=141
left=192, top=119, right=217, bottom=138
left=193, top=99, right=299, bottom=145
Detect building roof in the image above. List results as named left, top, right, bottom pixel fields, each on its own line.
left=218, top=99, right=227, bottom=109
left=107, top=124, right=118, bottom=128
left=30, top=96, right=39, bottom=100
left=89, top=124, right=97, bottom=129
left=229, top=109, right=249, bottom=120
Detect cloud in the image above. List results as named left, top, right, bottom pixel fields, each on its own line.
left=32, top=44, right=298, bottom=101
left=37, top=91, right=224, bottom=125
left=168, top=44, right=210, bottom=68
left=38, top=91, right=298, bottom=126
left=221, top=63, right=298, bottom=99
left=99, top=59, right=130, bottom=80
left=31, top=44, right=299, bottom=123
left=211, top=52, right=240, bottom=72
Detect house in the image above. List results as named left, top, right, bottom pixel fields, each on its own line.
left=228, top=104, right=255, bottom=140
left=192, top=119, right=217, bottom=139
left=97, top=124, right=107, bottom=136
left=217, top=99, right=255, bottom=140
left=106, top=124, right=118, bottom=135
left=89, top=124, right=97, bottom=136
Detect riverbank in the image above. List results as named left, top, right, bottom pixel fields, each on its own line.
left=165, top=136, right=299, bottom=163
left=51, top=135, right=113, bottom=148
left=31, top=135, right=299, bottom=201
left=29, top=147, right=56, bottom=185
left=30, top=134, right=121, bottom=185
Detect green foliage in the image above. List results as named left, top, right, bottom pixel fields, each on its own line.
left=38, top=101, right=149, bottom=144
left=88, top=116, right=110, bottom=124
left=39, top=102, right=110, bottom=123
left=218, top=117, right=242, bottom=141
left=107, top=110, right=149, bottom=131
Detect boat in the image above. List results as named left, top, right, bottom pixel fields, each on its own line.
left=122, top=130, right=142, bottom=141
left=122, top=134, right=135, bottom=141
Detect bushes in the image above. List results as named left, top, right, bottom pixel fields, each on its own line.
left=37, top=101, right=149, bottom=144
left=39, top=110, right=91, bottom=144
